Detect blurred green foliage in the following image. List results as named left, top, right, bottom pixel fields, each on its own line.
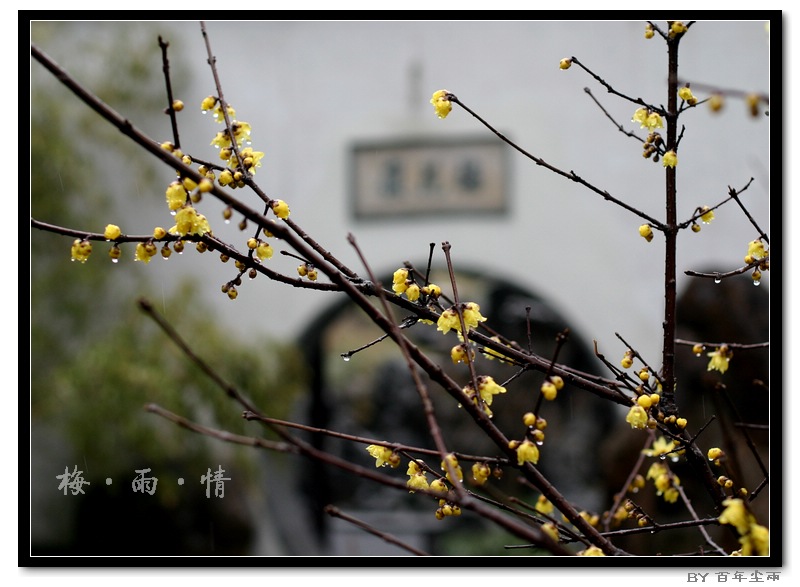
left=30, top=22, right=307, bottom=553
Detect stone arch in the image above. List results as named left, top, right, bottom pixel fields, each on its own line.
left=293, top=265, right=617, bottom=554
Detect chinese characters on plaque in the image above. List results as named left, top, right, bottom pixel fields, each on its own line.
left=351, top=138, right=508, bottom=219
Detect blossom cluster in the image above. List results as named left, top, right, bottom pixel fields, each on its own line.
left=719, top=498, right=769, bottom=555
left=462, top=375, right=506, bottom=418
left=646, top=462, right=680, bottom=503
left=436, top=302, right=487, bottom=339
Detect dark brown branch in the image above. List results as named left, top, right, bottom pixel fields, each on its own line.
left=659, top=32, right=680, bottom=417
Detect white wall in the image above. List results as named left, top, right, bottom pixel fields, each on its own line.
left=162, top=20, right=769, bottom=365
left=44, top=20, right=773, bottom=366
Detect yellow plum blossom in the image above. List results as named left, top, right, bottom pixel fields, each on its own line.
left=670, top=21, right=688, bottom=37
left=256, top=242, right=274, bottom=261
left=476, top=375, right=507, bottom=406
left=437, top=307, right=460, bottom=334
left=662, top=150, right=678, bottom=168
left=212, top=102, right=236, bottom=122
left=430, top=89, right=452, bottom=119
left=366, top=444, right=396, bottom=468
left=642, top=436, right=679, bottom=461
left=392, top=268, right=409, bottom=294
left=170, top=206, right=211, bottom=237
left=441, top=453, right=463, bottom=484
left=218, top=169, right=234, bottom=186
left=232, top=121, right=252, bottom=143
left=166, top=181, right=188, bottom=211
left=747, top=239, right=768, bottom=260
left=240, top=147, right=264, bottom=174
left=632, top=108, right=663, bottom=131
left=429, top=478, right=448, bottom=496
left=621, top=350, right=634, bottom=369
left=740, top=524, right=769, bottom=556
left=462, top=302, right=487, bottom=330
left=626, top=405, right=648, bottom=429
left=134, top=241, right=157, bottom=264
left=516, top=439, right=540, bottom=465
left=406, top=461, right=422, bottom=476
left=450, top=344, right=474, bottom=364
left=541, top=523, right=560, bottom=543
left=647, top=462, right=680, bottom=503
left=405, top=283, right=421, bottom=302
left=421, top=283, right=442, bottom=299
left=210, top=130, right=233, bottom=150
left=104, top=224, right=121, bottom=240
left=437, top=302, right=487, bottom=337
left=471, top=462, right=490, bottom=486
left=535, top=495, right=554, bottom=515
left=406, top=461, right=429, bottom=492
left=480, top=335, right=513, bottom=364
left=70, top=239, right=92, bottom=263
left=540, top=380, right=558, bottom=401
left=707, top=345, right=732, bottom=374
left=719, top=498, right=754, bottom=535
left=200, top=95, right=217, bottom=112
left=271, top=199, right=290, bottom=219
left=678, top=86, right=698, bottom=105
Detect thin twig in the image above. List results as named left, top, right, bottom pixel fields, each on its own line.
left=324, top=506, right=431, bottom=556
left=441, top=241, right=481, bottom=399
left=242, top=410, right=508, bottom=465
left=684, top=256, right=767, bottom=281
left=583, top=87, right=646, bottom=142
left=675, top=339, right=769, bottom=350
left=604, top=431, right=653, bottom=533
left=200, top=22, right=246, bottom=176
left=675, top=484, right=727, bottom=555
left=158, top=36, right=181, bottom=150
left=145, top=403, right=297, bottom=454
left=726, top=181, right=768, bottom=243
left=571, top=56, right=661, bottom=112
left=448, top=93, right=661, bottom=227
